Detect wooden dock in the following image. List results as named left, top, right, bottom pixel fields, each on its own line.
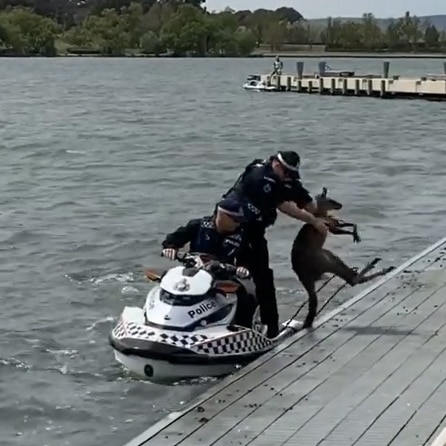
left=259, top=61, right=446, bottom=100
left=124, top=236, right=446, bottom=446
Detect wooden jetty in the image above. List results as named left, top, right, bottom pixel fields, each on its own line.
left=124, top=236, right=446, bottom=446
left=258, top=61, right=446, bottom=100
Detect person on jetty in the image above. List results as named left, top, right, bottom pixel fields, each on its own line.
left=161, top=196, right=256, bottom=329
left=220, top=151, right=327, bottom=339
left=271, top=56, right=283, bottom=76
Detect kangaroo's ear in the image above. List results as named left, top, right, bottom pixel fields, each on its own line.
left=321, top=187, right=328, bottom=197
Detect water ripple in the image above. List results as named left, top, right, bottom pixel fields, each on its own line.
left=1, top=56, right=446, bottom=446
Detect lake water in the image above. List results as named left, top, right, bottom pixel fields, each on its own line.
left=1, top=56, right=445, bottom=446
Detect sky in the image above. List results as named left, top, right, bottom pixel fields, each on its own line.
left=204, top=0, right=445, bottom=19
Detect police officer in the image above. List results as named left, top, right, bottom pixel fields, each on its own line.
left=161, top=196, right=256, bottom=327
left=222, top=151, right=327, bottom=338
left=162, top=196, right=248, bottom=273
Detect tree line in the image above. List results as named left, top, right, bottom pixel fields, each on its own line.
left=0, top=1, right=445, bottom=56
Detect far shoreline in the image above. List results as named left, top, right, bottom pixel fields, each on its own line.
left=257, top=52, right=446, bottom=59
left=1, top=52, right=446, bottom=59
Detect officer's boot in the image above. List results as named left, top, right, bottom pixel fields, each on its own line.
left=266, top=322, right=279, bottom=339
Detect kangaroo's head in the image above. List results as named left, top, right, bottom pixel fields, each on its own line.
left=314, top=187, right=343, bottom=217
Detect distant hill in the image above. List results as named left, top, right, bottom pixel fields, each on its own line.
left=306, top=15, right=446, bottom=31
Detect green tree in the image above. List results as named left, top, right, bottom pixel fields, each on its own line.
left=398, top=11, right=422, bottom=49
left=207, top=11, right=239, bottom=55
left=183, top=0, right=205, bottom=7
left=0, top=20, right=10, bottom=44
left=265, top=19, right=287, bottom=51
left=274, top=7, right=302, bottom=24
left=440, top=30, right=446, bottom=49
left=233, top=28, right=256, bottom=55
left=424, top=24, right=440, bottom=48
left=141, top=1, right=175, bottom=36
left=121, top=2, right=145, bottom=48
left=140, top=29, right=165, bottom=54
left=82, top=8, right=130, bottom=54
left=361, top=13, right=382, bottom=50
left=161, top=4, right=209, bottom=55
left=63, top=24, right=94, bottom=47
left=243, top=9, right=272, bottom=45
left=384, top=19, right=403, bottom=50
left=0, top=7, right=60, bottom=55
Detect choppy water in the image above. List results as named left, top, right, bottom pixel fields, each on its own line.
left=0, top=56, right=445, bottom=446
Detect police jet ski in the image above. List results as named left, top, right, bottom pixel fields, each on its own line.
left=109, top=252, right=302, bottom=382
left=243, top=78, right=277, bottom=91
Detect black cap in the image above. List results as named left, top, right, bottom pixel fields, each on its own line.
left=276, top=151, right=300, bottom=179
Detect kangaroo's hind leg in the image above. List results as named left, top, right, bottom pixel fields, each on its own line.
left=357, top=266, right=395, bottom=284
left=320, top=249, right=358, bottom=285
left=298, top=274, right=319, bottom=329
left=322, top=251, right=385, bottom=286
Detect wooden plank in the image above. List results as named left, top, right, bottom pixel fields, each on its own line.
left=430, top=428, right=446, bottom=446
left=208, top=271, right=446, bottom=446
left=386, top=380, right=446, bottom=446
left=250, top=279, right=446, bottom=446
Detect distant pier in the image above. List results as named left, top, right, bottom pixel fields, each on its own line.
left=259, top=61, right=446, bottom=100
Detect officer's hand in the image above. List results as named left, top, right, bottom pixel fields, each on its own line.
left=236, top=266, right=250, bottom=279
left=193, top=256, right=205, bottom=269
left=313, top=218, right=328, bottom=235
left=162, top=248, right=177, bottom=260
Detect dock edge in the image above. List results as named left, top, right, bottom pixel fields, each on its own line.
left=123, top=235, right=446, bottom=446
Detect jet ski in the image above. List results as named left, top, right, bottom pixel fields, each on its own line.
left=243, top=79, right=277, bottom=91
left=109, top=252, right=302, bottom=382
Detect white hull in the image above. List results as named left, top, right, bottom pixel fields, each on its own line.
left=243, top=82, right=276, bottom=92
left=113, top=350, right=239, bottom=382
left=110, top=259, right=303, bottom=382
left=110, top=308, right=303, bottom=382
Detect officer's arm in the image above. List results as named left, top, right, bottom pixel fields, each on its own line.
left=304, top=200, right=317, bottom=214
left=278, top=201, right=320, bottom=225
left=161, top=219, right=201, bottom=249
left=296, top=185, right=317, bottom=214
left=286, top=180, right=315, bottom=212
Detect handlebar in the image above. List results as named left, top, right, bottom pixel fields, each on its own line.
left=162, top=251, right=243, bottom=276
left=175, top=252, right=238, bottom=273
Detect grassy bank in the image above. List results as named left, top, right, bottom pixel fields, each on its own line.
left=0, top=41, right=443, bottom=59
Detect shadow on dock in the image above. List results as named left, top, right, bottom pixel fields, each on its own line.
left=339, top=325, right=419, bottom=336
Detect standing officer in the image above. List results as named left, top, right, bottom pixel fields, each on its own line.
left=222, top=151, right=327, bottom=338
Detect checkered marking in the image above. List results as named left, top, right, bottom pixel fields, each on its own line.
left=112, top=319, right=208, bottom=347
left=157, top=332, right=208, bottom=348
left=192, top=330, right=274, bottom=356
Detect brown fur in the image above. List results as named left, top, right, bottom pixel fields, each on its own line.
left=291, top=187, right=395, bottom=329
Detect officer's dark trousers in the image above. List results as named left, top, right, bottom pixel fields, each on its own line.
left=233, top=288, right=257, bottom=329
left=239, top=225, right=278, bottom=336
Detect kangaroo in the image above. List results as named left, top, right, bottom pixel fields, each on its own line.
left=291, top=186, right=395, bottom=329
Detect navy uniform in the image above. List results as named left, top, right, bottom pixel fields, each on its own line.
left=161, top=199, right=246, bottom=266
left=223, top=151, right=313, bottom=338
left=162, top=217, right=245, bottom=266
left=161, top=197, right=255, bottom=328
